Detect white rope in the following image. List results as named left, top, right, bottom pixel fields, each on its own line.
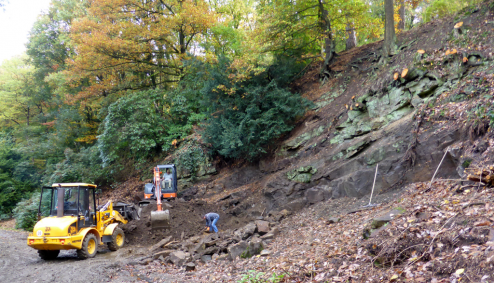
left=428, top=149, right=449, bottom=190
left=367, top=164, right=379, bottom=206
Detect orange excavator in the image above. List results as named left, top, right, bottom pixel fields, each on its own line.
left=142, top=165, right=177, bottom=230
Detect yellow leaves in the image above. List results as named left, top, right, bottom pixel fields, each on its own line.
left=68, top=0, right=219, bottom=102
left=417, top=49, right=425, bottom=54
left=393, top=72, right=399, bottom=80
left=454, top=22, right=463, bottom=29
left=455, top=268, right=464, bottom=275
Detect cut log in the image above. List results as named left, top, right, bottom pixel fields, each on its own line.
left=401, top=68, right=408, bottom=78
left=454, top=22, right=463, bottom=38
left=401, top=68, right=424, bottom=82
left=468, top=175, right=482, bottom=182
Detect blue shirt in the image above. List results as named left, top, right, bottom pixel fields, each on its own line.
left=205, top=212, right=219, bottom=226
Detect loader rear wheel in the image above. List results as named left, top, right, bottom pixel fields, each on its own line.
left=107, top=227, right=125, bottom=251
left=38, top=250, right=60, bottom=260
left=77, top=233, right=98, bottom=259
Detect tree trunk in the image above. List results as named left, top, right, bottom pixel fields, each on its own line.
left=398, top=0, right=405, bottom=31
left=318, top=0, right=335, bottom=72
left=382, top=0, right=396, bottom=58
left=345, top=21, right=357, bottom=51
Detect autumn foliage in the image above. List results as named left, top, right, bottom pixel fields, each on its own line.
left=67, top=0, right=217, bottom=102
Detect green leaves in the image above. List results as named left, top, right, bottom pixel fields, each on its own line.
left=201, top=58, right=312, bottom=160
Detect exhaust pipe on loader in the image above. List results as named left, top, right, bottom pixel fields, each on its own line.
left=150, top=167, right=170, bottom=230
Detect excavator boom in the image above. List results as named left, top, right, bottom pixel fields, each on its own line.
left=150, top=167, right=170, bottom=230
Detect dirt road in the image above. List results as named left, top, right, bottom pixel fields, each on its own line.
left=0, top=229, right=180, bottom=283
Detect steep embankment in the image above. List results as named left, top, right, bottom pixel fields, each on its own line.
left=109, top=2, right=494, bottom=239
left=159, top=4, right=494, bottom=221
left=95, top=3, right=494, bottom=282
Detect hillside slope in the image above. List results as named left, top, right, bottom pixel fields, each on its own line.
left=102, top=3, right=494, bottom=282
left=112, top=1, right=494, bottom=226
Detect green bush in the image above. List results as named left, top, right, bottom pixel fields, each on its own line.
left=424, top=0, right=482, bottom=22
left=13, top=192, right=40, bottom=230
left=238, top=270, right=285, bottom=283
left=0, top=133, right=37, bottom=215
left=97, top=89, right=200, bottom=174
left=43, top=146, right=103, bottom=185
left=175, top=139, right=208, bottom=178
left=201, top=58, right=312, bottom=160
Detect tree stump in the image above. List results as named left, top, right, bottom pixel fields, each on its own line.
left=453, top=22, right=463, bottom=38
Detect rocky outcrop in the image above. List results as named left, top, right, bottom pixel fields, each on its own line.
left=150, top=221, right=280, bottom=267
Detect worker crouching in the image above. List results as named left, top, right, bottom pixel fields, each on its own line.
left=204, top=212, right=220, bottom=233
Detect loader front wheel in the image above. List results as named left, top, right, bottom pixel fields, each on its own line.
left=38, top=250, right=60, bottom=260
left=107, top=227, right=125, bottom=251
left=77, top=233, right=98, bottom=259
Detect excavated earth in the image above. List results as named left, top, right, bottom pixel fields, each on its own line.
left=123, top=199, right=247, bottom=246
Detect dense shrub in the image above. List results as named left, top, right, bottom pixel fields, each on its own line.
left=424, top=0, right=482, bottom=22
left=0, top=133, right=36, bottom=216
left=43, top=146, right=102, bottom=185
left=201, top=58, right=312, bottom=160
left=13, top=192, right=40, bottom=230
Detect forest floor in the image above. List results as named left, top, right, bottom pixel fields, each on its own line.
left=106, top=170, right=494, bottom=282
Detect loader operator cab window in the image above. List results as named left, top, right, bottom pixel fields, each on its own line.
left=51, top=187, right=79, bottom=216
left=78, top=187, right=96, bottom=227
left=46, top=186, right=96, bottom=226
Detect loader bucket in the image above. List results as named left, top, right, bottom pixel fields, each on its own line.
left=151, top=209, right=170, bottom=230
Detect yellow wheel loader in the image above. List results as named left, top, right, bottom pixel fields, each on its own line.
left=27, top=183, right=139, bottom=260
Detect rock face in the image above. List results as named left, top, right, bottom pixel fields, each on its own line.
left=228, top=241, right=248, bottom=260
left=235, top=222, right=257, bottom=240
left=254, top=65, right=471, bottom=218
left=371, top=208, right=405, bottom=229
left=169, top=251, right=189, bottom=266
left=255, top=220, right=270, bottom=234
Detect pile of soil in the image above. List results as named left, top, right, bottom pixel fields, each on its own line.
left=121, top=199, right=246, bottom=246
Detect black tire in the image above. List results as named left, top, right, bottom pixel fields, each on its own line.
left=77, top=233, right=98, bottom=259
left=107, top=227, right=125, bottom=251
left=38, top=250, right=60, bottom=260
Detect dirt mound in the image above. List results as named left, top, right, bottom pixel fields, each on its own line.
left=122, top=199, right=246, bottom=246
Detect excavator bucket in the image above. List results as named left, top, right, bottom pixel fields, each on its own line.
left=151, top=209, right=170, bottom=230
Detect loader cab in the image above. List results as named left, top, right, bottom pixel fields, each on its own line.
left=39, top=183, right=97, bottom=229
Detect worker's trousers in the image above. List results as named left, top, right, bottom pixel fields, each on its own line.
left=210, top=217, right=219, bottom=233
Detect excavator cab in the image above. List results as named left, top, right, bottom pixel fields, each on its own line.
left=142, top=164, right=178, bottom=201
